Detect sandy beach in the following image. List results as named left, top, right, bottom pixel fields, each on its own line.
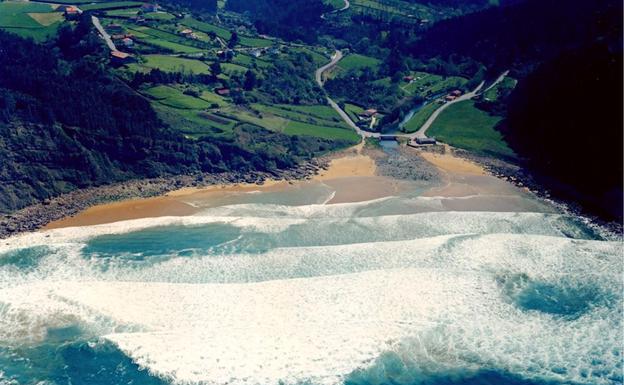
left=45, top=149, right=385, bottom=229
left=45, top=144, right=541, bottom=229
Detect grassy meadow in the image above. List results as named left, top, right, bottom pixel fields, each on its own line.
left=428, top=100, right=515, bottom=158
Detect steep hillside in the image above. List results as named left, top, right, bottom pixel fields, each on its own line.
left=0, top=23, right=345, bottom=214
left=503, top=42, right=623, bottom=221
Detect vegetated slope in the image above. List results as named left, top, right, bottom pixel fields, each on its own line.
left=0, top=24, right=346, bottom=213
left=410, top=0, right=621, bottom=76
left=406, top=0, right=623, bottom=222
left=225, top=0, right=330, bottom=43
left=502, top=42, right=623, bottom=222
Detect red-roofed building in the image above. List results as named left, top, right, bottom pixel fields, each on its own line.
left=215, top=88, right=230, bottom=96
left=110, top=51, right=133, bottom=64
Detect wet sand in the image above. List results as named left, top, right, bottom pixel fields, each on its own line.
left=45, top=151, right=383, bottom=229
left=45, top=144, right=546, bottom=229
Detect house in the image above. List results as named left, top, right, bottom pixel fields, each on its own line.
left=445, top=95, right=457, bottom=102
left=359, top=109, right=378, bottom=119
left=59, top=5, right=82, bottom=19
left=403, top=75, right=414, bottom=82
left=215, top=88, right=230, bottom=96
left=110, top=51, right=133, bottom=65
left=179, top=28, right=193, bottom=36
left=415, top=137, right=437, bottom=145
left=249, top=48, right=263, bottom=58
left=141, top=3, right=159, bottom=12
left=451, top=90, right=462, bottom=97
left=121, top=37, right=134, bottom=47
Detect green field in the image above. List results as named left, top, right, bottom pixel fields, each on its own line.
left=344, top=103, right=365, bottom=122
left=104, top=8, right=140, bottom=16
left=129, top=55, right=211, bottom=74
left=232, top=54, right=272, bottom=69
left=289, top=47, right=329, bottom=66
left=181, top=18, right=232, bottom=40
left=484, top=77, right=518, bottom=102
left=0, top=1, right=63, bottom=41
left=403, top=71, right=468, bottom=98
left=124, top=25, right=205, bottom=53
left=276, top=104, right=341, bottom=121
left=338, top=53, right=381, bottom=72
left=324, top=0, right=345, bottom=10
left=219, top=104, right=358, bottom=142
left=253, top=104, right=346, bottom=129
left=144, top=11, right=175, bottom=20
left=81, top=1, right=142, bottom=11
left=239, top=35, right=272, bottom=48
left=221, top=62, right=248, bottom=74
left=401, top=102, right=440, bottom=133
left=282, top=120, right=359, bottom=142
left=144, top=85, right=212, bottom=109
left=428, top=100, right=515, bottom=158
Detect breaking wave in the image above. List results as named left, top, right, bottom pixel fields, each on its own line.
left=0, top=195, right=621, bottom=385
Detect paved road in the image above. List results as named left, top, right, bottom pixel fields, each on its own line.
left=409, top=70, right=509, bottom=139
left=316, top=51, right=510, bottom=142
left=92, top=16, right=117, bottom=52
left=483, top=70, right=510, bottom=93
left=321, top=0, right=350, bottom=19
left=410, top=81, right=484, bottom=139
left=316, top=50, right=380, bottom=139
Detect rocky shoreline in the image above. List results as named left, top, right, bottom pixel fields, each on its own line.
left=447, top=146, right=623, bottom=238
left=370, top=146, right=442, bottom=183
left=0, top=159, right=327, bottom=240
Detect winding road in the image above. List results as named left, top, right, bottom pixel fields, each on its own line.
left=411, top=81, right=484, bottom=139
left=320, top=0, right=350, bottom=20
left=315, top=50, right=509, bottom=142
left=316, top=50, right=380, bottom=138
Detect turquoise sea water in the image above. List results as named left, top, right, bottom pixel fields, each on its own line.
left=0, top=175, right=622, bottom=385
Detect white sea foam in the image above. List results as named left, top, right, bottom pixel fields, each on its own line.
left=0, top=209, right=594, bottom=255
left=0, top=194, right=621, bottom=384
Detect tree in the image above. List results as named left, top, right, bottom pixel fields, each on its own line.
left=228, top=32, right=240, bottom=48
left=210, top=61, right=222, bottom=79
left=243, top=70, right=257, bottom=90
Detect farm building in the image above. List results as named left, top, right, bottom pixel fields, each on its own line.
left=414, top=137, right=437, bottom=145
left=179, top=29, right=198, bottom=39
left=451, top=90, right=462, bottom=97
left=59, top=5, right=82, bottom=19
left=249, top=49, right=263, bottom=58
left=359, top=109, right=378, bottom=119
left=110, top=51, right=133, bottom=65
left=403, top=75, right=414, bottom=82
left=445, top=95, right=457, bottom=101
left=121, top=37, right=134, bottom=47
left=215, top=88, right=230, bottom=96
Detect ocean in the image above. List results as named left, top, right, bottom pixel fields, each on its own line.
left=0, top=174, right=621, bottom=385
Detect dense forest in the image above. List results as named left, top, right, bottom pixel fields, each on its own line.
left=408, top=0, right=622, bottom=77
left=502, top=42, right=623, bottom=221
left=0, top=22, right=346, bottom=213
left=225, top=0, right=330, bottom=43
